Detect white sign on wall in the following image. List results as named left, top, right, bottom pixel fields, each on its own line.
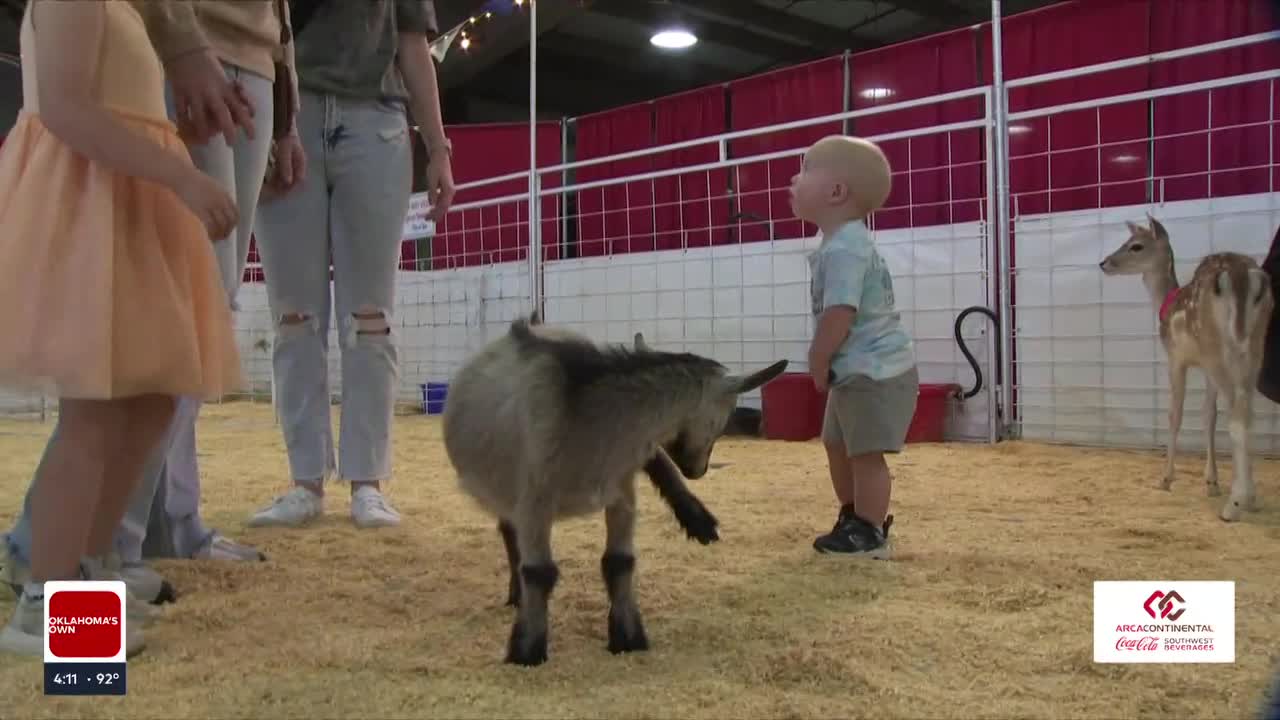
left=403, top=192, right=435, bottom=240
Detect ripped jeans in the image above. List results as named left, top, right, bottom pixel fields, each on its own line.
left=251, top=90, right=411, bottom=484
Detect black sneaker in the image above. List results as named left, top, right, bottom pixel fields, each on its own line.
left=813, top=511, right=893, bottom=560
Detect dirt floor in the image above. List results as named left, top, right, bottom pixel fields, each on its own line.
left=0, top=400, right=1277, bottom=719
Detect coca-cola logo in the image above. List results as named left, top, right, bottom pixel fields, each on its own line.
left=1116, top=635, right=1160, bottom=651
left=1143, top=590, right=1186, bottom=621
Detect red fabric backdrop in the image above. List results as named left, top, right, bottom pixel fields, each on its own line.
left=728, top=56, right=846, bottom=243
left=572, top=102, right=654, bottom=257
left=429, top=121, right=563, bottom=269
left=244, top=0, right=1276, bottom=281
left=653, top=86, right=729, bottom=250
left=851, top=27, right=985, bottom=229
left=1148, top=0, right=1280, bottom=201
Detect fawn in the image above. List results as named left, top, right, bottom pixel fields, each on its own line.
left=1100, top=214, right=1273, bottom=522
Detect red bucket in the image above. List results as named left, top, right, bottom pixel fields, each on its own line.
left=905, top=383, right=962, bottom=443
left=761, top=372, right=824, bottom=441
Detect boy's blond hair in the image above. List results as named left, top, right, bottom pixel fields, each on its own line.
left=808, top=135, right=892, bottom=218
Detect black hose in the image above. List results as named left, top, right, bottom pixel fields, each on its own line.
left=954, top=306, right=1000, bottom=400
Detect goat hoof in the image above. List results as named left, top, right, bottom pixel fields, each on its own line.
left=504, top=620, right=548, bottom=667
left=1206, top=483, right=1222, bottom=497
left=1219, top=502, right=1243, bottom=523
left=606, top=609, right=649, bottom=654
left=673, top=493, right=720, bottom=545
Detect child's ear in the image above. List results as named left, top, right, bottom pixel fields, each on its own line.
left=829, top=182, right=849, bottom=204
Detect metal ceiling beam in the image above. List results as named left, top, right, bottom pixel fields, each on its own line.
left=538, top=30, right=731, bottom=85
left=468, top=46, right=703, bottom=118
left=887, top=0, right=985, bottom=23
left=590, top=0, right=825, bottom=64
left=668, top=0, right=867, bottom=54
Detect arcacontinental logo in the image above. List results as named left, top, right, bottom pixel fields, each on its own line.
left=1144, top=589, right=1185, bottom=621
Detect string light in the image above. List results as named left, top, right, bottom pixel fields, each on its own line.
left=432, top=0, right=527, bottom=60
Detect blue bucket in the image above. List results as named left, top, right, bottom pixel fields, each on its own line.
left=421, top=382, right=448, bottom=415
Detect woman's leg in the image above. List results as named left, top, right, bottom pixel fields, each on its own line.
left=247, top=88, right=338, bottom=528
left=327, top=97, right=412, bottom=528
left=149, top=61, right=274, bottom=559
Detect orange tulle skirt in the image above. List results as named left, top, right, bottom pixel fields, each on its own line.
left=0, top=109, right=243, bottom=401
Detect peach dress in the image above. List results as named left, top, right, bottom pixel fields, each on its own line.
left=0, top=1, right=243, bottom=401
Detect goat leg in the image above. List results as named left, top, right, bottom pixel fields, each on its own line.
left=602, top=482, right=649, bottom=654
left=498, top=520, right=521, bottom=607
left=505, top=507, right=557, bottom=666
left=643, top=447, right=719, bottom=545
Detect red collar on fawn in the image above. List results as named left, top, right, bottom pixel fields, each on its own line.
left=1159, top=287, right=1181, bottom=322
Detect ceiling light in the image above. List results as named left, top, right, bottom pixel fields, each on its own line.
left=651, top=29, right=697, bottom=49
left=1008, top=124, right=1031, bottom=135
left=860, top=87, right=893, bottom=100
left=1113, top=154, right=1140, bottom=163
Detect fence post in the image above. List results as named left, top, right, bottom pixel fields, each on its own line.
left=991, top=0, right=1016, bottom=440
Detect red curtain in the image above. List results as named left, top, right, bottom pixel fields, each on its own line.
left=572, top=102, right=654, bottom=257
left=850, top=27, right=984, bottom=229
left=430, top=121, right=563, bottom=270
left=728, top=56, right=845, bottom=243
left=1149, top=0, right=1280, bottom=201
left=985, top=0, right=1153, bottom=215
left=652, top=86, right=729, bottom=250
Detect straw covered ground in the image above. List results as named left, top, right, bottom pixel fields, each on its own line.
left=0, top=400, right=1277, bottom=719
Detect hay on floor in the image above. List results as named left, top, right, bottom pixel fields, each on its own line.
left=0, top=400, right=1277, bottom=719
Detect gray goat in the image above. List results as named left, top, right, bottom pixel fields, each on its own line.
left=441, top=313, right=787, bottom=666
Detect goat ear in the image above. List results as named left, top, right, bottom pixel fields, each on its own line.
left=634, top=332, right=650, bottom=351
left=1125, top=220, right=1140, bottom=235
left=529, top=309, right=542, bottom=326
left=726, top=359, right=789, bottom=395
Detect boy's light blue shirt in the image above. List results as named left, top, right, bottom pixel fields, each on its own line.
left=808, top=219, right=916, bottom=384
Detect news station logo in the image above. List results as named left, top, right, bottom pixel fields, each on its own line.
left=43, top=580, right=127, bottom=696
left=1093, top=581, right=1235, bottom=663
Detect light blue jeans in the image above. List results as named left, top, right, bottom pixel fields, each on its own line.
left=2, top=61, right=275, bottom=568
left=252, top=89, right=412, bottom=485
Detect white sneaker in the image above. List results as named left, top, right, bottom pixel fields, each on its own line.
left=248, top=486, right=323, bottom=527
left=351, top=486, right=401, bottom=529
left=192, top=533, right=266, bottom=562
left=0, top=589, right=145, bottom=658
left=3, top=548, right=165, bottom=626
left=82, top=555, right=163, bottom=627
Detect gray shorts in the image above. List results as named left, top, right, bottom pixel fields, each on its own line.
left=822, top=366, right=920, bottom=456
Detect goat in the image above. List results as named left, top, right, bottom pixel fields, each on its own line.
left=1100, top=214, right=1274, bottom=521
left=441, top=313, right=787, bottom=665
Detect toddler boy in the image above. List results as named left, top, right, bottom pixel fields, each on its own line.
left=790, top=135, right=918, bottom=559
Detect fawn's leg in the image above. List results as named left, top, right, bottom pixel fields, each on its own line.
left=1203, top=382, right=1220, bottom=496
left=1162, top=362, right=1188, bottom=491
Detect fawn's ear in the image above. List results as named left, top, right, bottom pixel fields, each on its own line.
left=1147, top=215, right=1170, bottom=242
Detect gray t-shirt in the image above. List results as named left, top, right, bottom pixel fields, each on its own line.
left=291, top=0, right=438, bottom=104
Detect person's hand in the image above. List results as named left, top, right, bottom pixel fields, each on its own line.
left=263, top=133, right=307, bottom=196
left=175, top=167, right=238, bottom=241
left=426, top=154, right=456, bottom=223
left=810, top=359, right=830, bottom=393
left=166, top=48, right=255, bottom=146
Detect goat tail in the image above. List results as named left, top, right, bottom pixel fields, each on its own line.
left=510, top=312, right=538, bottom=342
